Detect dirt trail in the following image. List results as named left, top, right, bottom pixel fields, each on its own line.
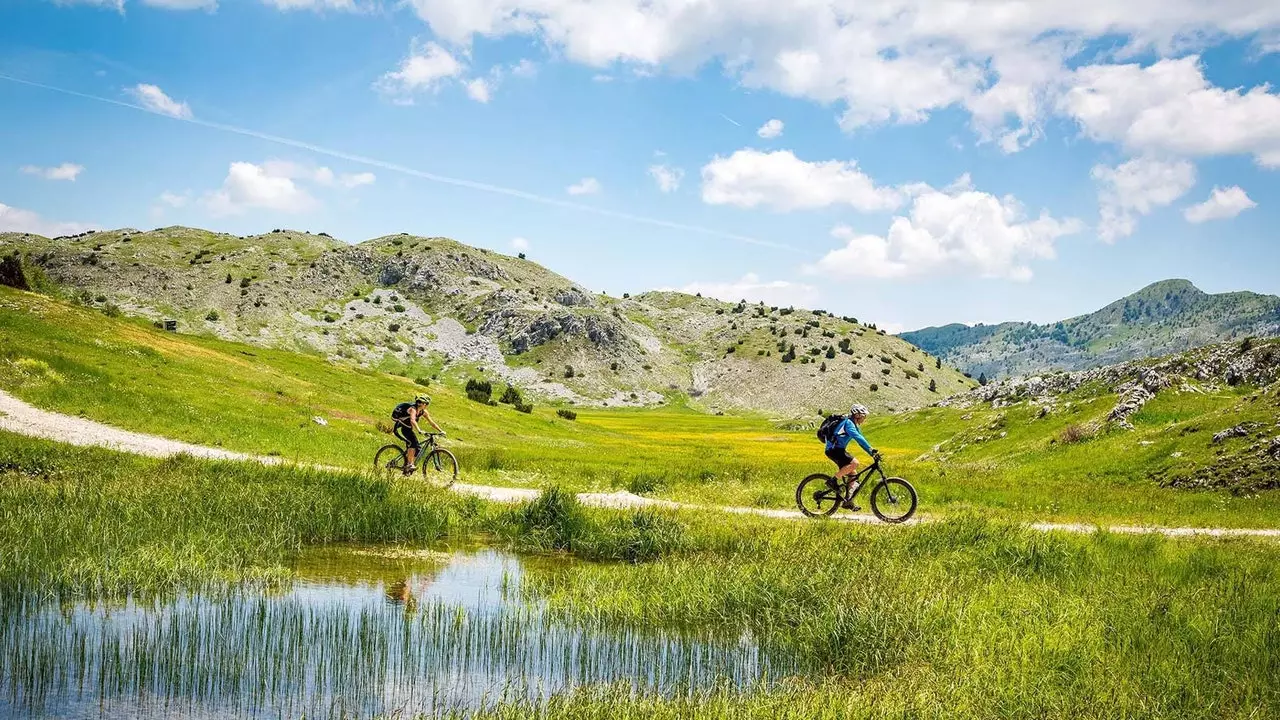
left=2, top=390, right=1277, bottom=539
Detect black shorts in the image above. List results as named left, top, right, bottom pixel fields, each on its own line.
left=393, top=421, right=420, bottom=451
left=825, top=446, right=853, bottom=469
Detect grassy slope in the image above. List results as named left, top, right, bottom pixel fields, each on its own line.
left=3, top=286, right=1280, bottom=528
left=1, top=228, right=975, bottom=415
left=3, top=431, right=1278, bottom=719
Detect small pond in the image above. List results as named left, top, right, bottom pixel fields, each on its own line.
left=1, top=543, right=805, bottom=718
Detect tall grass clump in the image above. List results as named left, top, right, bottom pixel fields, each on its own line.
left=0, top=432, right=478, bottom=601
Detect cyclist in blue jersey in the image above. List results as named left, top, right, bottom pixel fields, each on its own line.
left=824, top=403, right=881, bottom=510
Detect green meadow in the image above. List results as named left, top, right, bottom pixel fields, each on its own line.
left=3, top=285, right=1278, bottom=529
left=1, top=431, right=1277, bottom=719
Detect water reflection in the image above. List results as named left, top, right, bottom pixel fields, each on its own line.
left=1, top=545, right=802, bottom=719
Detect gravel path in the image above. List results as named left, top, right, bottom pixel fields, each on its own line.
left=1, top=389, right=1276, bottom=539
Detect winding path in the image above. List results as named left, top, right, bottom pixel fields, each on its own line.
left=1, top=390, right=1276, bottom=540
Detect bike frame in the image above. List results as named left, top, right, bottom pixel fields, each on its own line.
left=398, top=428, right=445, bottom=470
left=839, top=459, right=889, bottom=502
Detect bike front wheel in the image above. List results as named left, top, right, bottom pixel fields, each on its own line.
left=420, top=448, right=459, bottom=488
left=795, top=473, right=842, bottom=517
left=870, top=477, right=918, bottom=523
left=373, top=444, right=407, bottom=477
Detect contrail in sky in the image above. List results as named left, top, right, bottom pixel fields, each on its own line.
left=0, top=73, right=806, bottom=254
left=719, top=113, right=742, bottom=127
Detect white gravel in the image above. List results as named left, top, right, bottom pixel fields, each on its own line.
left=1, top=389, right=1276, bottom=539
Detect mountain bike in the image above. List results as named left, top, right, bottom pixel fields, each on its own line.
left=373, top=432, right=458, bottom=488
left=795, top=457, right=917, bottom=523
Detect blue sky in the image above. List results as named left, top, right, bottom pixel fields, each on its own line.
left=1, top=0, right=1278, bottom=332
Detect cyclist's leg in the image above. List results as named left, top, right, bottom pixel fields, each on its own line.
left=395, top=423, right=421, bottom=468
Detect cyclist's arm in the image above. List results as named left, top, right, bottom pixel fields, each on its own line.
left=420, top=409, right=443, bottom=433
left=847, top=422, right=875, bottom=456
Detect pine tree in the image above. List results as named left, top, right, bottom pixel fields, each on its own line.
left=978, top=372, right=988, bottom=386
left=929, top=378, right=937, bottom=392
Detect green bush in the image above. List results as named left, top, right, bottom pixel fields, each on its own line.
left=500, top=384, right=523, bottom=405
left=465, top=378, right=493, bottom=404
left=557, top=409, right=577, bottom=421
left=205, top=309, right=220, bottom=322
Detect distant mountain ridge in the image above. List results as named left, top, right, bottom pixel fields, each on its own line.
left=0, top=226, right=975, bottom=416
left=900, top=279, right=1280, bottom=380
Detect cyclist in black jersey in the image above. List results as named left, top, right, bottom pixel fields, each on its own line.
left=391, top=396, right=445, bottom=474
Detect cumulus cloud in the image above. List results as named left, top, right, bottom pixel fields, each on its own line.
left=1061, top=56, right=1280, bottom=166
left=401, top=0, right=1280, bottom=147
left=374, top=41, right=466, bottom=101
left=805, top=175, right=1083, bottom=282
left=20, top=163, right=84, bottom=181
left=158, top=190, right=192, bottom=207
left=1091, top=156, right=1196, bottom=242
left=566, top=177, right=601, bottom=195
left=464, top=77, right=492, bottom=103
left=0, top=202, right=99, bottom=237
left=672, top=273, right=819, bottom=309
left=1183, top=185, right=1257, bottom=223
left=262, top=0, right=356, bottom=9
left=260, top=159, right=375, bottom=189
left=511, top=236, right=530, bottom=251
left=700, top=149, right=902, bottom=212
left=202, top=161, right=319, bottom=216
left=648, top=164, right=684, bottom=193
left=756, top=119, right=784, bottom=138
left=127, top=83, right=192, bottom=119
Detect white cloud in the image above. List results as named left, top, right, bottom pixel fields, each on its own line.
left=756, top=118, right=784, bottom=138
left=647, top=164, right=684, bottom=193
left=51, top=0, right=123, bottom=9
left=340, top=171, right=376, bottom=188
left=1183, top=185, right=1257, bottom=223
left=511, top=236, right=530, bottom=251
left=1061, top=56, right=1280, bottom=166
left=127, top=83, right=192, bottom=119
left=20, top=163, right=84, bottom=181
left=464, top=77, right=492, bottom=103
left=1091, top=156, right=1196, bottom=242
left=400, top=0, right=1280, bottom=151
left=806, top=175, right=1083, bottom=282
left=201, top=161, right=318, bottom=216
left=510, top=59, right=538, bottom=77
left=566, top=177, right=601, bottom=195
left=374, top=41, right=465, bottom=101
left=259, top=159, right=374, bottom=189
left=673, top=273, right=819, bottom=309
left=158, top=190, right=191, bottom=208
left=0, top=202, right=99, bottom=237
left=700, top=149, right=903, bottom=212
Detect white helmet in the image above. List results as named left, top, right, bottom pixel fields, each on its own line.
left=849, top=403, right=869, bottom=417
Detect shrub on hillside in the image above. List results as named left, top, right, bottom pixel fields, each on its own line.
left=1059, top=424, right=1094, bottom=444
left=556, top=409, right=577, bottom=421
left=500, top=384, right=523, bottom=405
left=413, top=377, right=430, bottom=387
left=205, top=309, right=220, bottom=322
left=465, top=378, right=493, bottom=404
left=514, top=402, right=533, bottom=414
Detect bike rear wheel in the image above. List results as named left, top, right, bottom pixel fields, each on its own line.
left=796, top=473, right=842, bottom=517
left=870, top=477, right=918, bottom=523
left=420, top=448, right=459, bottom=488
left=373, top=444, right=407, bottom=476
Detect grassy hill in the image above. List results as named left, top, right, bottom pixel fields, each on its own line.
left=3, top=284, right=1279, bottom=529
left=0, top=227, right=974, bottom=416
left=901, top=278, right=1280, bottom=380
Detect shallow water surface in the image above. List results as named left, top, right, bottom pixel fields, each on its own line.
left=1, top=544, right=802, bottom=718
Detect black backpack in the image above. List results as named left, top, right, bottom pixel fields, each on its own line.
left=816, top=413, right=847, bottom=443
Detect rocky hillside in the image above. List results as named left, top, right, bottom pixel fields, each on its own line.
left=0, top=227, right=975, bottom=416
left=928, top=335, right=1280, bottom=494
left=901, top=279, right=1280, bottom=381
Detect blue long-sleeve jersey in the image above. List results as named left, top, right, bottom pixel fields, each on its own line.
left=826, top=417, right=873, bottom=454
